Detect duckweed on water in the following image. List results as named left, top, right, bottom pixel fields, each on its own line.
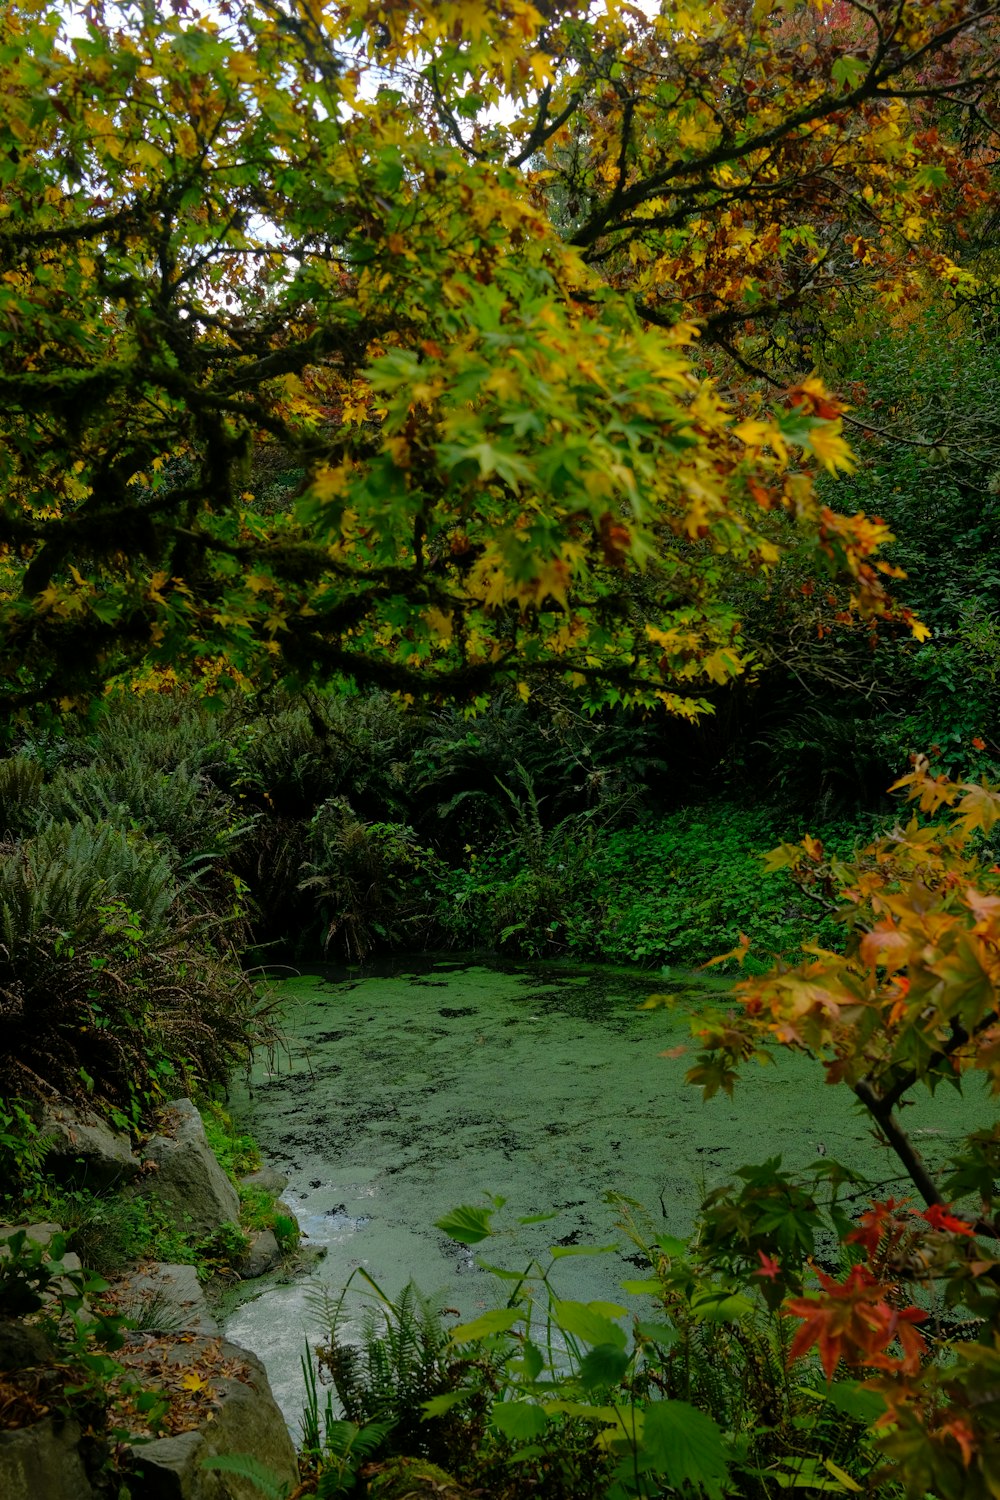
left=225, top=959, right=990, bottom=1425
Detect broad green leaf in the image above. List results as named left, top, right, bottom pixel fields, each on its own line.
left=689, top=1288, right=754, bottom=1322
left=811, top=1381, right=888, bottom=1424
left=449, top=1307, right=523, bottom=1343
left=831, top=54, right=867, bottom=91
left=422, top=1390, right=471, bottom=1418
left=548, top=1241, right=619, bottom=1259
left=634, top=1320, right=678, bottom=1347
left=651, top=1235, right=689, bottom=1257
left=770, top=1455, right=859, bottom=1490
left=640, top=1400, right=730, bottom=1497
left=552, top=1300, right=627, bottom=1349
left=576, top=1344, right=631, bottom=1391
left=513, top=1340, right=545, bottom=1382
left=435, top=1205, right=495, bottom=1245
left=476, top=1259, right=536, bottom=1282
left=491, top=1401, right=549, bottom=1440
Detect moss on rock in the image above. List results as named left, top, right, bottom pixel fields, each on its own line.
left=366, top=1455, right=471, bottom=1499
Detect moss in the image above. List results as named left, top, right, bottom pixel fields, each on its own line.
left=366, top=1456, right=471, bottom=1499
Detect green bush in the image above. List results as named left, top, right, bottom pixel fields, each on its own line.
left=441, top=801, right=869, bottom=969
left=0, top=1099, right=49, bottom=1213
left=300, top=798, right=444, bottom=960
left=53, top=1190, right=196, bottom=1275
left=0, top=755, right=45, bottom=838
left=200, top=1101, right=262, bottom=1180
left=0, top=820, right=270, bottom=1112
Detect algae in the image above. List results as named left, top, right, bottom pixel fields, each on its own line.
left=224, top=958, right=991, bottom=1427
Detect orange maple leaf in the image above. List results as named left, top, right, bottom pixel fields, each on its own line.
left=919, top=1204, right=975, bottom=1237
left=784, top=1264, right=927, bottom=1379
left=845, top=1198, right=911, bottom=1260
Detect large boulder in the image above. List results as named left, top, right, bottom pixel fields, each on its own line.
left=40, top=1102, right=141, bottom=1191
left=139, top=1100, right=240, bottom=1238
left=0, top=1318, right=56, bottom=1371
left=0, top=1416, right=95, bottom=1500
left=122, top=1336, right=299, bottom=1500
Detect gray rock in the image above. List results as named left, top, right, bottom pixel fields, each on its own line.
left=139, top=1099, right=240, bottom=1237
left=0, top=1416, right=95, bottom=1500
left=236, top=1230, right=282, bottom=1280
left=0, top=1221, right=64, bottom=1250
left=124, top=1337, right=299, bottom=1500
left=112, top=1263, right=219, bottom=1335
left=0, top=1318, right=57, bottom=1370
left=40, top=1103, right=141, bottom=1190
left=0, top=1224, right=85, bottom=1318
left=239, top=1167, right=288, bottom=1195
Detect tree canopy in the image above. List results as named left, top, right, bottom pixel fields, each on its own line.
left=1, top=0, right=995, bottom=711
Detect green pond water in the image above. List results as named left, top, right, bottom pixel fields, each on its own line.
left=224, top=958, right=991, bottom=1429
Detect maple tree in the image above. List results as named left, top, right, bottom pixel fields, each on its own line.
left=6, top=0, right=994, bottom=710
left=683, top=759, right=1000, bottom=1497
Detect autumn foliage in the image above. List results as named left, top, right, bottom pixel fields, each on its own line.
left=2, top=2, right=1000, bottom=1487
left=687, top=759, right=1000, bottom=1497
left=4, top=0, right=995, bottom=709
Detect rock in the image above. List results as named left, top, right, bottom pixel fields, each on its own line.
left=0, top=1221, right=64, bottom=1250
left=40, top=1103, right=141, bottom=1191
left=111, top=1263, right=219, bottom=1335
left=239, top=1167, right=288, bottom=1195
left=0, top=1318, right=57, bottom=1370
left=236, top=1230, right=282, bottom=1281
left=0, top=1223, right=85, bottom=1319
left=0, top=1416, right=95, bottom=1500
left=139, top=1099, right=240, bottom=1238
left=123, top=1337, right=299, bottom=1500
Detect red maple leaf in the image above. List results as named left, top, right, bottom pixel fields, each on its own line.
left=919, top=1204, right=975, bottom=1237
left=755, top=1250, right=781, bottom=1280
left=784, top=1264, right=927, bottom=1379
left=846, top=1198, right=911, bottom=1259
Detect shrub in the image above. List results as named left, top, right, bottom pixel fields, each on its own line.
left=0, top=821, right=270, bottom=1112
left=441, top=801, right=870, bottom=969
left=300, top=799, right=444, bottom=960
left=0, top=755, right=44, bottom=839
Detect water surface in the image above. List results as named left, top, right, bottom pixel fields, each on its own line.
left=225, top=959, right=987, bottom=1426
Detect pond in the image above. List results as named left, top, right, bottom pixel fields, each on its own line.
left=224, top=958, right=988, bottom=1430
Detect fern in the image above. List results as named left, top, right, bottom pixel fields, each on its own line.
left=198, top=1453, right=291, bottom=1499
left=0, top=756, right=44, bottom=839
left=0, top=818, right=177, bottom=949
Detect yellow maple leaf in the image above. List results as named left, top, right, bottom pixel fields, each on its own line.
left=227, top=51, right=258, bottom=83
left=425, top=607, right=453, bottom=642
left=732, top=419, right=773, bottom=447
left=529, top=52, right=554, bottom=88
left=310, top=464, right=350, bottom=502
left=806, top=421, right=856, bottom=475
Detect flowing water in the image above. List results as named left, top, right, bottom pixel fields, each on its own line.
left=223, top=958, right=989, bottom=1429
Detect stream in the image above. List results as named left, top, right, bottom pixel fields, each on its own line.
left=223, top=958, right=988, bottom=1431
